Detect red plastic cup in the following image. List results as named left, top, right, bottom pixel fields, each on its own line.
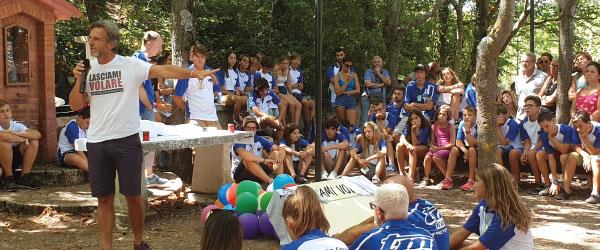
left=228, top=123, right=235, bottom=133
left=143, top=131, right=150, bottom=141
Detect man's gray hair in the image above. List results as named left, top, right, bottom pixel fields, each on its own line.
left=374, top=183, right=409, bottom=220
left=143, top=31, right=161, bottom=44
left=90, top=20, right=120, bottom=53
left=372, top=55, right=383, bottom=62
left=522, top=52, right=537, bottom=62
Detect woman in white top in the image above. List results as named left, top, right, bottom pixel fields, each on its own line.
left=273, top=56, right=302, bottom=126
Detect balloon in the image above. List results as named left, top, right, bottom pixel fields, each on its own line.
left=217, top=183, right=232, bottom=205
left=226, top=183, right=238, bottom=206
left=258, top=213, right=276, bottom=238
left=238, top=213, right=260, bottom=239
left=224, top=204, right=235, bottom=211
left=258, top=192, right=273, bottom=211
left=273, top=174, right=295, bottom=190
left=236, top=192, right=259, bottom=214
left=283, top=183, right=297, bottom=189
left=201, top=205, right=220, bottom=224
left=258, top=189, right=265, bottom=195
left=214, top=200, right=224, bottom=208
left=236, top=180, right=260, bottom=197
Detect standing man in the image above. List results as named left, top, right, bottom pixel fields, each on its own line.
left=0, top=99, right=42, bottom=191
left=69, top=20, right=216, bottom=250
left=361, top=56, right=391, bottom=125
left=514, top=52, right=548, bottom=120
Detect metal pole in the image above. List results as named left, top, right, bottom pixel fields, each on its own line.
left=529, top=0, right=534, bottom=52
left=314, top=0, right=323, bottom=181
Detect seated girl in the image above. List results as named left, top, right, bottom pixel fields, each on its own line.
left=341, top=122, right=387, bottom=184
left=282, top=186, right=348, bottom=249
left=421, top=105, right=455, bottom=187
left=280, top=124, right=313, bottom=184
left=395, top=111, right=431, bottom=182
left=450, top=164, right=533, bottom=250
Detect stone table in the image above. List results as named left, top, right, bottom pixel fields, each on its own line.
left=78, top=127, right=253, bottom=226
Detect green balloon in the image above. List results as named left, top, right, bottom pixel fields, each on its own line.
left=259, top=192, right=274, bottom=211
left=236, top=180, right=260, bottom=197
left=236, top=192, right=259, bottom=213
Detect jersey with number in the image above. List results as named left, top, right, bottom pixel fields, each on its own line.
left=408, top=199, right=449, bottom=250
left=350, top=219, right=438, bottom=250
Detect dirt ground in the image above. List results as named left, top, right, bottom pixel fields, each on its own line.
left=1, top=186, right=599, bottom=250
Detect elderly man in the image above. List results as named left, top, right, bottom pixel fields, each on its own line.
left=349, top=183, right=438, bottom=250
left=514, top=52, right=549, bottom=120
left=360, top=56, right=391, bottom=125
left=337, top=175, right=448, bottom=249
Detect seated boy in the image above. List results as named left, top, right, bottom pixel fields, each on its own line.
left=247, top=78, right=284, bottom=131
left=556, top=111, right=600, bottom=204
left=536, top=111, right=573, bottom=196
left=231, top=116, right=285, bottom=186
left=370, top=100, right=399, bottom=172
left=321, top=118, right=349, bottom=180
left=442, top=106, right=477, bottom=191
left=496, top=105, right=522, bottom=181
left=0, top=99, right=42, bottom=191
left=57, top=106, right=90, bottom=172
left=519, top=96, right=544, bottom=190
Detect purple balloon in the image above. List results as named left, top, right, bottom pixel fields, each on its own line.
left=258, top=213, right=276, bottom=238
left=238, top=213, right=260, bottom=239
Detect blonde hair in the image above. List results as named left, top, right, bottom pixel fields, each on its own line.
left=282, top=186, right=330, bottom=238
left=360, top=122, right=382, bottom=159
left=477, top=164, right=532, bottom=231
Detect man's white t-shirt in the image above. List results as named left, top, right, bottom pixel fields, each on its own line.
left=0, top=120, right=28, bottom=146
left=85, top=55, right=152, bottom=143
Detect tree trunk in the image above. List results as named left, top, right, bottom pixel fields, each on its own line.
left=499, top=0, right=532, bottom=54
left=475, top=0, right=516, bottom=167
left=555, top=0, right=576, bottom=124
left=385, top=0, right=403, bottom=87
left=438, top=1, right=450, bottom=66
left=469, top=0, right=491, bottom=77
left=167, top=0, right=195, bottom=183
left=451, top=0, right=465, bottom=75
left=385, top=0, right=445, bottom=86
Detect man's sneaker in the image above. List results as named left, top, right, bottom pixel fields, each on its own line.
left=418, top=179, right=429, bottom=188
left=440, top=177, right=454, bottom=190
left=386, top=164, right=396, bottom=173
left=320, top=171, right=328, bottom=180
left=538, top=185, right=551, bottom=196
left=585, top=194, right=600, bottom=204
left=3, top=176, right=17, bottom=192
left=294, top=175, right=307, bottom=184
left=146, top=174, right=167, bottom=186
left=328, top=171, right=338, bottom=180
left=134, top=241, right=151, bottom=250
left=372, top=177, right=381, bottom=185
left=554, top=188, right=572, bottom=200
left=16, top=173, right=42, bottom=189
left=460, top=179, right=476, bottom=192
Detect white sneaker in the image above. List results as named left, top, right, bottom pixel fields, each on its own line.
left=321, top=171, right=329, bottom=180
left=328, top=171, right=338, bottom=179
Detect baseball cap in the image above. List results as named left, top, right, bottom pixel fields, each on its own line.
left=242, top=116, right=258, bottom=128
left=414, top=64, right=427, bottom=72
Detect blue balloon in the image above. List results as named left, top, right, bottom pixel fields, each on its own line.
left=273, top=174, right=295, bottom=190
left=218, top=183, right=232, bottom=205
left=224, top=204, right=235, bottom=211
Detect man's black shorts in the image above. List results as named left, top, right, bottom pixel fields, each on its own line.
left=87, top=134, right=143, bottom=197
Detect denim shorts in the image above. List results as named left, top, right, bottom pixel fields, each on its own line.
left=277, top=86, right=288, bottom=95
left=334, top=95, right=356, bottom=109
